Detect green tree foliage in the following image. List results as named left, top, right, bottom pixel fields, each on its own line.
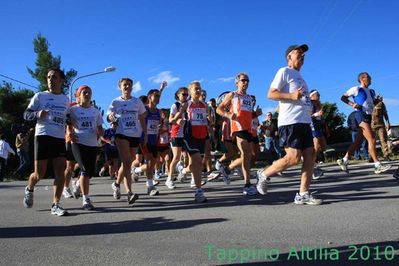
left=0, top=82, right=34, bottom=136
left=322, top=102, right=351, bottom=144
left=27, top=33, right=77, bottom=94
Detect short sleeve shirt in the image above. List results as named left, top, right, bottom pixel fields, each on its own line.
left=270, top=67, right=312, bottom=127
left=107, top=96, right=146, bottom=137
left=27, top=91, right=70, bottom=139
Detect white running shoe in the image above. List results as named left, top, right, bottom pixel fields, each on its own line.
left=63, top=187, right=73, bottom=198
left=131, top=167, right=139, bottom=182
left=23, top=186, right=33, bottom=208
left=165, top=179, right=176, bottom=189
left=337, top=159, right=349, bottom=173
left=147, top=186, right=159, bottom=196
left=256, top=170, right=270, bottom=195
left=111, top=182, right=121, bottom=200
left=294, top=191, right=323, bottom=205
left=51, top=203, right=68, bottom=216
left=72, top=181, right=81, bottom=199
left=374, top=164, right=391, bottom=174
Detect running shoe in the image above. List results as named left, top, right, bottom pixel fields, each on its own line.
left=111, top=182, right=121, bottom=200
left=63, top=187, right=73, bottom=198
left=72, top=181, right=81, bottom=199
left=374, top=164, right=391, bottom=174
left=312, top=168, right=324, bottom=180
left=207, top=172, right=220, bottom=182
left=165, top=179, right=176, bottom=189
left=219, top=165, right=231, bottom=185
left=127, top=192, right=139, bottom=205
left=23, top=186, right=33, bottom=208
left=294, top=191, right=323, bottom=205
left=82, top=198, right=94, bottom=210
left=243, top=184, right=258, bottom=196
left=147, top=186, right=159, bottom=196
left=336, top=159, right=349, bottom=173
left=195, top=188, right=207, bottom=203
left=131, top=167, right=139, bottom=182
left=51, top=203, right=68, bottom=216
left=256, top=170, right=270, bottom=195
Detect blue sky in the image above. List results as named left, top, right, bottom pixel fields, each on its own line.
left=2, top=0, right=399, bottom=126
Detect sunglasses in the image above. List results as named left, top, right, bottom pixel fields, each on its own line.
left=240, top=79, right=249, bottom=82
left=182, top=93, right=189, bottom=96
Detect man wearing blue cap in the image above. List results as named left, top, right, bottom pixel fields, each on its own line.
left=256, top=44, right=322, bottom=205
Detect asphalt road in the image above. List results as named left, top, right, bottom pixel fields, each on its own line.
left=1, top=161, right=399, bottom=265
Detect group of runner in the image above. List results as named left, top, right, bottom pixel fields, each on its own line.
left=21, top=43, right=393, bottom=216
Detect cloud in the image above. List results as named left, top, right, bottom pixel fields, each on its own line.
left=148, top=71, right=180, bottom=85
left=133, top=81, right=142, bottom=93
left=216, top=77, right=235, bottom=83
left=383, top=98, right=399, bottom=106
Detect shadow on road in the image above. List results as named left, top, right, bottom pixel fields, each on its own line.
left=0, top=216, right=227, bottom=238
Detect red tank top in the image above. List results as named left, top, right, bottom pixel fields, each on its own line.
left=187, top=100, right=208, bottom=139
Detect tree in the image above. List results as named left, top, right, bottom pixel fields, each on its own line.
left=0, top=82, right=34, bottom=136
left=322, top=102, right=351, bottom=144
left=27, top=33, right=77, bottom=94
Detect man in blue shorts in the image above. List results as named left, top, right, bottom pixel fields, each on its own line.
left=256, top=44, right=322, bottom=205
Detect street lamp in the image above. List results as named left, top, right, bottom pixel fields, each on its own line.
left=69, top=66, right=116, bottom=101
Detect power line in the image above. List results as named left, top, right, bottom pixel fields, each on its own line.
left=0, top=73, right=38, bottom=89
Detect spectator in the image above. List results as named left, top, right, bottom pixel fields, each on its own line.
left=371, top=95, right=391, bottom=161
left=0, top=133, right=16, bottom=181
left=14, top=127, right=31, bottom=179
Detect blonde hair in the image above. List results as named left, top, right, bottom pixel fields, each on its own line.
left=188, top=80, right=201, bottom=91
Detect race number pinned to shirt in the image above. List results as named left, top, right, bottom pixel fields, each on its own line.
left=147, top=119, right=159, bottom=135
left=121, top=111, right=138, bottom=132
left=190, top=108, right=207, bottom=126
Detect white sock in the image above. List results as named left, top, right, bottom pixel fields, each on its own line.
left=374, top=161, right=381, bottom=168
left=182, top=168, right=187, bottom=174
left=146, top=179, right=154, bottom=187
left=343, top=157, right=348, bottom=163
left=83, top=194, right=89, bottom=202
left=299, top=191, right=308, bottom=197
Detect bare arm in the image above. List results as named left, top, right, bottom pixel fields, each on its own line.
left=216, top=92, right=234, bottom=119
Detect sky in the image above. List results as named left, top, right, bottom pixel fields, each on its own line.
left=2, top=0, right=399, bottom=127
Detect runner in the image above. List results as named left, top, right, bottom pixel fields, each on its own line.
left=216, top=72, right=262, bottom=195
left=107, top=77, right=147, bottom=205
left=166, top=87, right=189, bottom=189
left=23, top=68, right=70, bottom=216
left=69, top=85, right=104, bottom=210
left=336, top=72, right=391, bottom=174
left=100, top=122, right=119, bottom=180
left=309, top=90, right=326, bottom=180
left=256, top=44, right=323, bottom=205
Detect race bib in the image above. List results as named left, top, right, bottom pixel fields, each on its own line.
left=190, top=108, right=207, bottom=126
left=147, top=119, right=159, bottom=135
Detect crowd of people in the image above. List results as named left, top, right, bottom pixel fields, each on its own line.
left=0, top=43, right=396, bottom=216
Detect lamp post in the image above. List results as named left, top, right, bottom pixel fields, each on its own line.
left=69, top=66, right=116, bottom=101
